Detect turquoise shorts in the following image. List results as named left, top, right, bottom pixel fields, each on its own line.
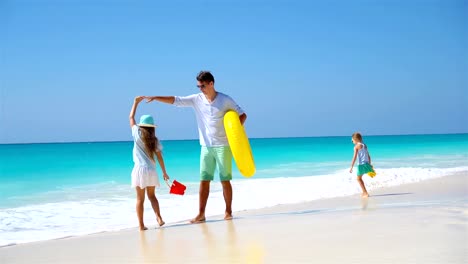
left=357, top=163, right=375, bottom=176
left=200, top=146, right=233, bottom=181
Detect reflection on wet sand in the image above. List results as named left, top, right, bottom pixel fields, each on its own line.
left=137, top=220, right=265, bottom=263
left=139, top=228, right=167, bottom=263
left=361, top=197, right=369, bottom=211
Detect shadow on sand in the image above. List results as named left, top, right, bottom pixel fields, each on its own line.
left=371, top=192, right=412, bottom=197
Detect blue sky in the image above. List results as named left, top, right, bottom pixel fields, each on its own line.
left=1, top=0, right=467, bottom=144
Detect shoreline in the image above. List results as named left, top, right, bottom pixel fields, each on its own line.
left=2, top=167, right=466, bottom=248
left=0, top=171, right=464, bottom=248
left=0, top=171, right=468, bottom=249
left=1, top=172, right=466, bottom=263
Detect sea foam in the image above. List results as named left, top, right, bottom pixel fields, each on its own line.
left=1, top=166, right=466, bottom=246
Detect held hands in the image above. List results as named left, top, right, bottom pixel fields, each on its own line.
left=133, top=96, right=156, bottom=104
left=134, top=96, right=145, bottom=104
left=146, top=96, right=156, bottom=103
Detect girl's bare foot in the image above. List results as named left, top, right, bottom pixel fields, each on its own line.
left=157, top=217, right=165, bottom=227
left=190, top=214, right=206, bottom=224
left=361, top=193, right=369, bottom=198
left=140, top=226, right=148, bottom=231
left=224, top=213, right=233, bottom=220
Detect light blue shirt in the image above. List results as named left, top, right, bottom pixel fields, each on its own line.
left=357, top=143, right=370, bottom=165
left=174, top=92, right=244, bottom=147
left=132, top=125, right=162, bottom=168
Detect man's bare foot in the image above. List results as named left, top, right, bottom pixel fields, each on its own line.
left=140, top=226, right=148, bottom=231
left=157, top=217, right=165, bottom=227
left=224, top=213, right=233, bottom=220
left=361, top=193, right=369, bottom=198
left=190, top=215, right=206, bottom=224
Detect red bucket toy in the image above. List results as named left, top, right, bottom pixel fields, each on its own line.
left=165, top=180, right=186, bottom=195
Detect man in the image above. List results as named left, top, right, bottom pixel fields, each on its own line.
left=146, top=71, right=247, bottom=223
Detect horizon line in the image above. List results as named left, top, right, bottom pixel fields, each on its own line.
left=1, top=132, right=467, bottom=146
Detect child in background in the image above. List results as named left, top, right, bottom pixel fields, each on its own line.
left=349, top=132, right=375, bottom=198
left=129, top=96, right=170, bottom=230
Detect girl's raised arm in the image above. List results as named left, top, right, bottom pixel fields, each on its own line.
left=129, top=96, right=145, bottom=127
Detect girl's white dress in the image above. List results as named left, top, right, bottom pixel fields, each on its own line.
left=131, top=125, right=162, bottom=189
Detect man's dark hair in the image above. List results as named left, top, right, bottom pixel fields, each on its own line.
left=196, top=71, right=215, bottom=84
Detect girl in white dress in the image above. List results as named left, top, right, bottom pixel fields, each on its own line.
left=129, top=96, right=170, bottom=230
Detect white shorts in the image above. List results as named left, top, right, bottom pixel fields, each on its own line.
left=131, top=165, right=160, bottom=189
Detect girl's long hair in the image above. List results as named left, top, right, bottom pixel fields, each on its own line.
left=139, top=126, right=159, bottom=162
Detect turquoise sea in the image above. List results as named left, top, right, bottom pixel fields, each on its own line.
left=1, top=134, right=467, bottom=246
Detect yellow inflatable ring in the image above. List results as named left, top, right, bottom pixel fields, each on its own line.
left=224, top=110, right=255, bottom=177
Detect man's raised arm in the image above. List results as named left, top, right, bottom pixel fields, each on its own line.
left=146, top=96, right=176, bottom=104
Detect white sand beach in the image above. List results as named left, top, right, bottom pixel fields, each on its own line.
left=1, top=172, right=467, bottom=264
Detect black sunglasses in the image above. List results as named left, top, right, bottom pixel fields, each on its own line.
left=196, top=84, right=206, bottom=89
